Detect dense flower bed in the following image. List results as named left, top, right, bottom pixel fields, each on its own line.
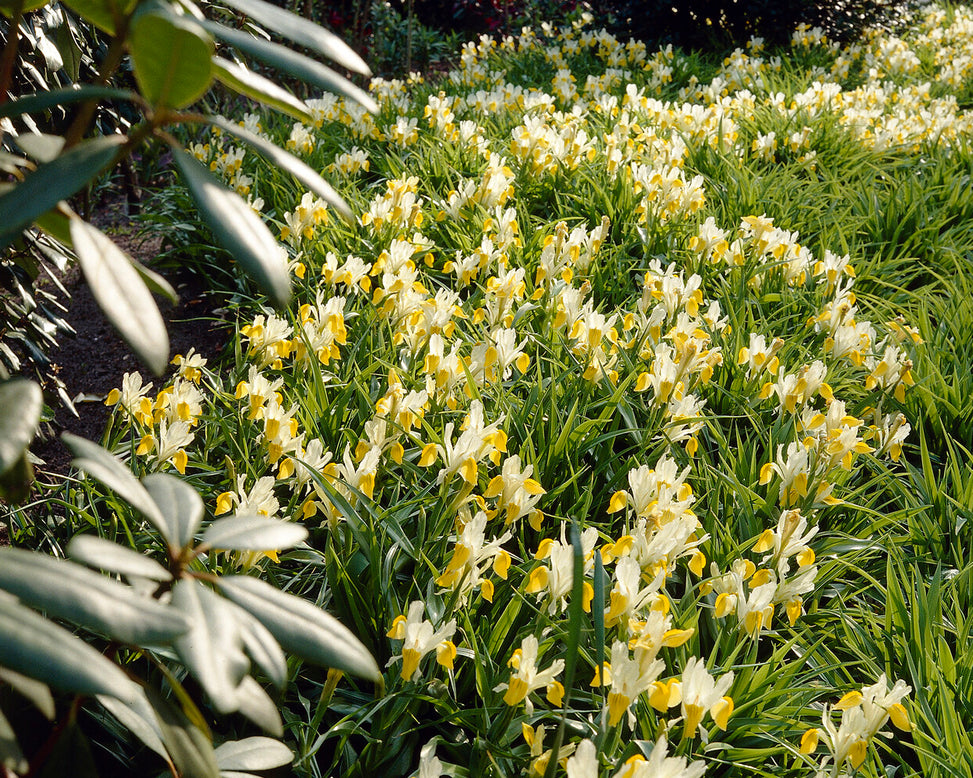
left=104, top=6, right=973, bottom=776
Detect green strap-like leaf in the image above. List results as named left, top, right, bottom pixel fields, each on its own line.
left=217, top=575, right=380, bottom=682
left=130, top=10, right=214, bottom=109
left=171, top=579, right=248, bottom=715
left=199, top=513, right=307, bottom=554
left=214, top=0, right=370, bottom=75
left=0, top=87, right=134, bottom=120
left=199, top=21, right=377, bottom=114
left=208, top=115, right=353, bottom=222
left=67, top=534, right=172, bottom=582
left=0, top=135, right=124, bottom=249
left=0, top=598, right=139, bottom=703
left=69, top=217, right=169, bottom=375
left=0, top=379, right=42, bottom=477
left=63, top=433, right=168, bottom=533
left=143, top=473, right=204, bottom=552
left=214, top=737, right=292, bottom=771
left=212, top=57, right=312, bottom=124
left=0, top=547, right=190, bottom=646
left=170, top=147, right=290, bottom=308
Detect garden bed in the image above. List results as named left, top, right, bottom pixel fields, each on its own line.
left=11, top=3, right=973, bottom=777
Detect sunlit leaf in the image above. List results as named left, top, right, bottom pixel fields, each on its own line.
left=0, top=598, right=139, bottom=703
left=231, top=677, right=283, bottom=736
left=214, top=0, right=370, bottom=75
left=211, top=57, right=312, bottom=123
left=67, top=534, right=172, bottom=582
left=0, top=379, right=42, bottom=476
left=130, top=9, right=214, bottom=109
left=216, top=575, right=380, bottom=682
left=214, top=736, right=292, bottom=771
left=208, top=116, right=352, bottom=222
left=199, top=21, right=377, bottom=114
left=143, top=473, right=204, bottom=552
left=199, top=513, right=307, bottom=554
left=0, top=547, right=189, bottom=645
left=170, top=147, right=290, bottom=308
left=69, top=217, right=169, bottom=375
left=226, top=601, right=287, bottom=690
left=171, top=579, right=248, bottom=714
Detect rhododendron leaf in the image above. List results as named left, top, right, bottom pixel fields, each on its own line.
left=170, top=147, right=290, bottom=308
left=216, top=575, right=380, bottom=681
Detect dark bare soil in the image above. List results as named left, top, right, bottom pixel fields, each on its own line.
left=29, top=209, right=230, bottom=484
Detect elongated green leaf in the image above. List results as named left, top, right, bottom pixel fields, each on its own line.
left=67, top=534, right=172, bottom=582
left=214, top=737, right=292, bottom=771
left=216, top=575, right=380, bottom=681
left=199, top=514, right=307, bottom=553
left=232, top=677, right=282, bottom=736
left=226, top=600, right=287, bottom=690
left=131, top=256, right=178, bottom=303
left=54, top=15, right=83, bottom=81
left=0, top=548, right=189, bottom=645
left=171, top=580, right=248, bottom=715
left=0, top=135, right=124, bottom=249
left=200, top=21, right=377, bottom=114
left=63, top=433, right=168, bottom=533
left=61, top=0, right=138, bottom=36
left=143, top=473, right=204, bottom=552
left=170, top=147, right=290, bottom=308
left=211, top=57, right=311, bottom=123
left=0, top=87, right=133, bottom=120
left=208, top=116, right=352, bottom=222
left=69, top=217, right=169, bottom=375
left=97, top=690, right=172, bottom=768
left=0, top=598, right=138, bottom=703
left=0, top=707, right=27, bottom=774
left=33, top=203, right=74, bottom=245
left=131, top=10, right=214, bottom=109
left=144, top=686, right=220, bottom=778
left=214, top=0, right=369, bottom=75
left=0, top=667, right=55, bottom=719
left=0, top=0, right=50, bottom=17
left=0, top=379, right=42, bottom=476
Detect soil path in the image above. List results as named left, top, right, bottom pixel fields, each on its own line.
left=29, top=212, right=229, bottom=483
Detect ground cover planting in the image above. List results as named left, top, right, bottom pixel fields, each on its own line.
left=47, top=4, right=973, bottom=776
